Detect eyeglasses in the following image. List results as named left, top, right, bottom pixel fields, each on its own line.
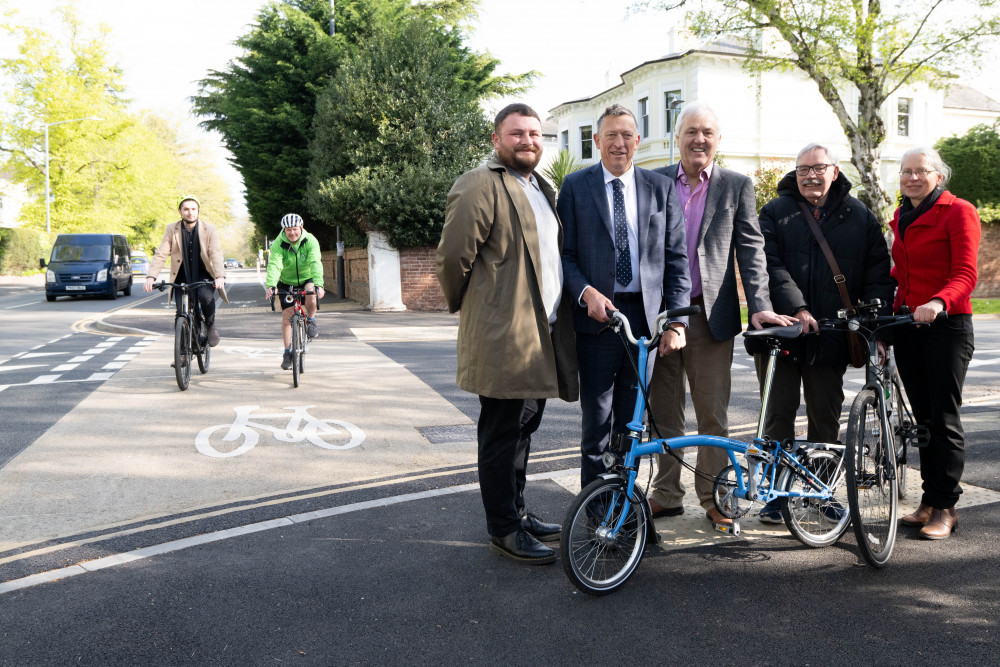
left=795, top=164, right=831, bottom=176
left=900, top=168, right=936, bottom=178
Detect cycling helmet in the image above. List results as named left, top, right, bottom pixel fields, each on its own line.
left=177, top=194, right=200, bottom=209
left=280, top=213, right=304, bottom=228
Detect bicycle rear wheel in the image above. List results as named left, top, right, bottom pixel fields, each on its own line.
left=778, top=448, right=851, bottom=547
left=291, top=316, right=301, bottom=388
left=174, top=317, right=191, bottom=391
left=886, top=366, right=908, bottom=500
left=846, top=389, right=898, bottom=567
left=561, top=478, right=647, bottom=596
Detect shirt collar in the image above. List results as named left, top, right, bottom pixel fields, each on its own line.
left=511, top=170, right=539, bottom=190
left=677, top=162, right=713, bottom=187
left=602, top=163, right=635, bottom=189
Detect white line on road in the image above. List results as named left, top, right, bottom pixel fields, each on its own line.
left=2, top=300, right=42, bottom=310
left=27, top=375, right=62, bottom=384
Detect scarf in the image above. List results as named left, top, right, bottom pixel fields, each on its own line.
left=898, top=185, right=945, bottom=241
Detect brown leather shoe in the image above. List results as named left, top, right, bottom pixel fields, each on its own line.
left=706, top=507, right=733, bottom=527
left=901, top=503, right=933, bottom=527
left=648, top=498, right=684, bottom=518
left=919, top=508, right=958, bottom=540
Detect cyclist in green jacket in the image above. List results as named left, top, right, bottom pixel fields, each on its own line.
left=264, top=213, right=326, bottom=369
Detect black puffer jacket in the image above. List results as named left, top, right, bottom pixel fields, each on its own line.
left=753, top=170, right=895, bottom=366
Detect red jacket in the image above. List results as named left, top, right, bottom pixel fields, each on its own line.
left=890, top=190, right=980, bottom=315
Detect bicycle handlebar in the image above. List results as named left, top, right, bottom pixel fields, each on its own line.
left=816, top=299, right=947, bottom=336
left=606, top=305, right=702, bottom=347
left=152, top=279, right=215, bottom=293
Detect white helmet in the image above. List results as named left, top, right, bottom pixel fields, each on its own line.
left=280, top=213, right=304, bottom=228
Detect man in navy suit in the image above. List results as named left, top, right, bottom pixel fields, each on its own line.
left=560, top=103, right=690, bottom=488
left=646, top=102, right=795, bottom=527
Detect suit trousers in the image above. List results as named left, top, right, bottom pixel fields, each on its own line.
left=648, top=308, right=733, bottom=510
left=576, top=299, right=649, bottom=487
left=477, top=396, right=546, bottom=537
left=753, top=355, right=846, bottom=444
left=893, top=315, right=974, bottom=509
left=174, top=283, right=217, bottom=327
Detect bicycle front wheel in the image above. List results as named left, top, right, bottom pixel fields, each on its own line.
left=886, top=367, right=908, bottom=500
left=174, top=317, right=191, bottom=391
left=846, top=389, right=898, bottom=568
left=291, top=316, right=301, bottom=388
left=778, top=448, right=851, bottom=548
left=561, top=478, right=647, bottom=596
left=196, top=321, right=211, bottom=374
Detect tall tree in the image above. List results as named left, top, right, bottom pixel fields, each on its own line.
left=0, top=6, right=179, bottom=246
left=192, top=0, right=533, bottom=246
left=638, top=0, right=1000, bottom=222
left=936, top=122, right=1000, bottom=207
left=307, top=18, right=492, bottom=248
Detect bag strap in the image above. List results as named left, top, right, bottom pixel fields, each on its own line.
left=796, top=202, right=854, bottom=314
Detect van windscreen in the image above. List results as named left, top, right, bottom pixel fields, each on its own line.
left=51, top=244, right=112, bottom=262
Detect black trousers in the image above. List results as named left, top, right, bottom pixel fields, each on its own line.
left=174, top=283, right=217, bottom=326
left=477, top=396, right=546, bottom=537
left=893, top=315, right=974, bottom=509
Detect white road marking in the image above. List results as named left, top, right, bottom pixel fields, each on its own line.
left=102, top=362, right=127, bottom=370
left=69, top=356, right=93, bottom=363
left=114, top=354, right=138, bottom=361
left=21, top=352, right=68, bottom=359
left=28, top=375, right=62, bottom=384
left=51, top=364, right=80, bottom=372
left=86, top=372, right=115, bottom=381
left=0, top=365, right=46, bottom=373
left=3, top=300, right=42, bottom=310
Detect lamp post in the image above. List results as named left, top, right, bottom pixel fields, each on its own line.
left=44, top=116, right=103, bottom=233
left=329, top=0, right=346, bottom=299
left=667, top=99, right=684, bottom=165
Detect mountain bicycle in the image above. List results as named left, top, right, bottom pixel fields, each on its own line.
left=561, top=307, right=851, bottom=595
left=270, top=286, right=314, bottom=388
left=817, top=300, right=935, bottom=568
left=153, top=279, right=215, bottom=391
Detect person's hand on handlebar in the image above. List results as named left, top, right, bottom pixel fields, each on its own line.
left=265, top=286, right=275, bottom=300
left=912, top=298, right=945, bottom=324
left=749, top=309, right=798, bottom=330
left=315, top=286, right=326, bottom=300
left=795, top=308, right=819, bottom=333
left=144, top=276, right=155, bottom=293
left=582, top=286, right=615, bottom=323
left=658, top=322, right=686, bottom=357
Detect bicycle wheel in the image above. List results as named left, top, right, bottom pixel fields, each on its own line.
left=561, top=478, right=647, bottom=596
left=846, top=389, right=898, bottom=567
left=196, top=319, right=211, bottom=374
left=174, top=317, right=191, bottom=391
left=778, top=448, right=851, bottom=547
left=291, top=316, right=301, bottom=388
left=297, top=316, right=306, bottom=374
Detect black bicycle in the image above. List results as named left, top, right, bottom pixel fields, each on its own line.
left=154, top=280, right=214, bottom=391
left=270, top=287, right=314, bottom=388
left=818, top=299, right=936, bottom=567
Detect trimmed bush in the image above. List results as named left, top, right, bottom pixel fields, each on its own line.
left=0, top=228, right=56, bottom=275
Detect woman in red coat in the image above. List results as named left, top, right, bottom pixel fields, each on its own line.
left=891, top=147, right=980, bottom=540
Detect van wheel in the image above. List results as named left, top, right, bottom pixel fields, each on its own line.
left=123, top=278, right=132, bottom=296
left=46, top=295, right=56, bottom=302
left=107, top=286, right=118, bottom=300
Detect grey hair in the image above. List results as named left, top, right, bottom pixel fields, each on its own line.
left=674, top=101, right=720, bottom=134
left=900, top=146, right=952, bottom=184
left=597, top=103, right=638, bottom=133
left=797, top=143, right=839, bottom=166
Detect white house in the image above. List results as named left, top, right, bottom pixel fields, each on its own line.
left=0, top=174, right=28, bottom=228
left=550, top=37, right=1000, bottom=192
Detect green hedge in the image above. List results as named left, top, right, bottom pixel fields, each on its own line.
left=0, top=228, right=56, bottom=275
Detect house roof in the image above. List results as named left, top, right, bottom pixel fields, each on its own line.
left=944, top=84, right=1000, bottom=112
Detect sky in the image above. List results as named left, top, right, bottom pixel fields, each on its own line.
left=2, top=0, right=998, bottom=207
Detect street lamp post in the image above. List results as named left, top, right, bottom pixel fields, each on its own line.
left=43, top=116, right=103, bottom=234
left=668, top=99, right=685, bottom=165
left=329, top=0, right=346, bottom=299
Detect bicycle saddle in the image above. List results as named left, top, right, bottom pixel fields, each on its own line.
left=742, top=322, right=803, bottom=339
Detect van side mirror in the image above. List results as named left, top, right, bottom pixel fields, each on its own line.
left=39, top=258, right=47, bottom=269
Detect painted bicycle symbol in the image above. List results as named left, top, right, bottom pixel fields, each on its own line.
left=195, top=405, right=365, bottom=458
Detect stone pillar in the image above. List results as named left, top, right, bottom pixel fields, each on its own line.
left=367, top=231, right=406, bottom=312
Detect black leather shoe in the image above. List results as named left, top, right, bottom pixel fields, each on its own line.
left=521, top=512, right=561, bottom=542
left=489, top=529, right=556, bottom=565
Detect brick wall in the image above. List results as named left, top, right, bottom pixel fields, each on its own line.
left=973, top=223, right=1000, bottom=298
left=400, top=247, right=447, bottom=311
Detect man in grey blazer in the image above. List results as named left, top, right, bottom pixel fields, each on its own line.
left=646, top=102, right=794, bottom=527
left=560, top=104, right=690, bottom=488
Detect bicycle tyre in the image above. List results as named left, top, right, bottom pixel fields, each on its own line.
left=196, top=320, right=211, bottom=374
left=297, top=316, right=306, bottom=375
left=846, top=389, right=898, bottom=568
left=174, top=317, right=191, bottom=391
left=561, top=478, right=647, bottom=596
left=778, top=449, right=851, bottom=548
left=291, top=316, right=301, bottom=388
left=886, top=367, right=908, bottom=500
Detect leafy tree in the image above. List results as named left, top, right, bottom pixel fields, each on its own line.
left=543, top=150, right=584, bottom=192
left=935, top=122, right=1000, bottom=207
left=750, top=160, right=790, bottom=213
left=192, top=0, right=533, bottom=248
left=637, top=0, right=1000, bottom=222
left=0, top=6, right=179, bottom=247
left=307, top=18, right=492, bottom=248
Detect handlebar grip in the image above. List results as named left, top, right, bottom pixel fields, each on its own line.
left=937, top=310, right=948, bottom=320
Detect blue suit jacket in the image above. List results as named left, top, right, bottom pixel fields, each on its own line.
left=559, top=162, right=690, bottom=336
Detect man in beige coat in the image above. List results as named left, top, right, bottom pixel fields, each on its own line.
left=145, top=195, right=227, bottom=346
left=437, top=103, right=578, bottom=565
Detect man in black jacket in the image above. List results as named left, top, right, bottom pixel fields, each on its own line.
left=754, top=143, right=894, bottom=523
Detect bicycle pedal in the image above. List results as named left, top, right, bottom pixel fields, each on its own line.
left=715, top=520, right=740, bottom=536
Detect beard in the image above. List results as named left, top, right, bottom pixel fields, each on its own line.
left=496, top=143, right=542, bottom=175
